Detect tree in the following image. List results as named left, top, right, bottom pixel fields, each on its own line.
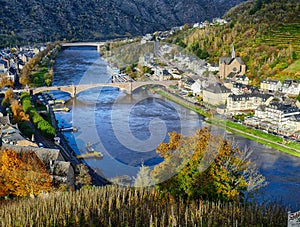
left=151, top=127, right=266, bottom=202
left=0, top=74, right=14, bottom=87
left=10, top=100, right=30, bottom=123
left=0, top=149, right=52, bottom=197
left=75, top=164, right=92, bottom=189
left=134, top=163, right=152, bottom=187
left=1, top=88, right=14, bottom=106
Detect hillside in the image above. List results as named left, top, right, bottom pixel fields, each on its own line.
left=166, top=0, right=300, bottom=83
left=0, top=0, right=245, bottom=47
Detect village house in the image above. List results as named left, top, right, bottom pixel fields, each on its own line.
left=226, top=73, right=249, bottom=85
left=0, top=115, right=37, bottom=147
left=169, top=67, right=183, bottom=79
left=281, top=80, right=300, bottom=96
left=179, top=77, right=195, bottom=92
left=229, top=82, right=259, bottom=95
left=202, top=83, right=231, bottom=105
left=219, top=46, right=246, bottom=79
left=226, top=93, right=273, bottom=114
left=190, top=78, right=209, bottom=96
left=260, top=79, right=282, bottom=92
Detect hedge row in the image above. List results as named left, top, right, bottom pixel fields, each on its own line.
left=21, top=92, right=56, bottom=139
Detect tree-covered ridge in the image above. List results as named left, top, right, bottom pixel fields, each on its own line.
left=168, top=0, right=300, bottom=84
left=0, top=0, right=245, bottom=47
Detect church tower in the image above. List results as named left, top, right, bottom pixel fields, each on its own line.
left=231, top=45, right=236, bottom=59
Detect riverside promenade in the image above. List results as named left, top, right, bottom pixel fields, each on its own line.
left=156, top=88, right=300, bottom=157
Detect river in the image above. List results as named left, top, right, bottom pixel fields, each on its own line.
left=52, top=46, right=300, bottom=210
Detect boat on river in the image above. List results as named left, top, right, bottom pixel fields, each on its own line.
left=48, top=99, right=65, bottom=105
left=76, top=142, right=103, bottom=160
left=53, top=107, right=70, bottom=112
left=60, top=126, right=78, bottom=132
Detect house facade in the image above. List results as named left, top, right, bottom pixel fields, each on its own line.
left=227, top=93, right=273, bottom=113
left=254, top=102, right=300, bottom=135
left=260, top=79, right=282, bottom=92
left=281, top=80, right=300, bottom=96
left=203, top=83, right=231, bottom=105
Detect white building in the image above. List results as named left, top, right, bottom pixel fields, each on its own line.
left=281, top=80, right=300, bottom=96
left=254, top=102, right=300, bottom=135
left=260, top=79, right=282, bottom=92
left=227, top=93, right=273, bottom=113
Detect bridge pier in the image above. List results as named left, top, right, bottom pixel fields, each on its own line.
left=97, top=45, right=101, bottom=52
left=127, top=82, right=132, bottom=95
left=71, top=85, right=76, bottom=98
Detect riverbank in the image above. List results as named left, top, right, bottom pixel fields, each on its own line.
left=48, top=102, right=109, bottom=186
left=156, top=88, right=300, bottom=157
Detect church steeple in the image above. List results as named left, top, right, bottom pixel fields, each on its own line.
left=231, top=44, right=236, bottom=59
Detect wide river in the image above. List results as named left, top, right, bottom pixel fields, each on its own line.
left=52, top=47, right=300, bottom=210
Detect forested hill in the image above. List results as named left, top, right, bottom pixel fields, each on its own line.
left=0, top=0, right=245, bottom=47
left=169, top=0, right=300, bottom=83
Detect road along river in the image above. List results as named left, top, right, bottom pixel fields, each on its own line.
left=52, top=46, right=300, bottom=210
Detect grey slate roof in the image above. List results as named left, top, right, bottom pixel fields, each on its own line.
left=228, top=93, right=272, bottom=101
left=0, top=116, right=10, bottom=126
left=219, top=57, right=245, bottom=65
left=204, top=83, right=231, bottom=93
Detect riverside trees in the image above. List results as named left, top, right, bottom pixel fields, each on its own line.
left=152, top=127, right=266, bottom=202
left=21, top=92, right=56, bottom=139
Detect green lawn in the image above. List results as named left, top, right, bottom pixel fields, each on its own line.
left=284, top=59, right=300, bottom=73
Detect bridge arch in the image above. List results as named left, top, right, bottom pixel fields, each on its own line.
left=74, top=84, right=128, bottom=97
left=131, top=81, right=178, bottom=93
left=32, top=86, right=74, bottom=97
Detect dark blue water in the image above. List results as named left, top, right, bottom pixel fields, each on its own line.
left=52, top=47, right=300, bottom=210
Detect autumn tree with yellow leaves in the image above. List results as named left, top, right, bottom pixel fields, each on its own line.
left=152, top=127, right=266, bottom=202
left=10, top=100, right=30, bottom=123
left=0, top=149, right=52, bottom=197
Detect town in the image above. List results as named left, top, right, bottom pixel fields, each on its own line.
left=1, top=0, right=300, bottom=225
left=0, top=17, right=299, bottom=191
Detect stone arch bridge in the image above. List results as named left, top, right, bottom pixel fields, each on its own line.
left=32, top=81, right=178, bottom=98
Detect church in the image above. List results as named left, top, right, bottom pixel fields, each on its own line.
left=219, top=46, right=246, bottom=79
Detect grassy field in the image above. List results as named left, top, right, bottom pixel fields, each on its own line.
left=284, top=59, right=300, bottom=73
left=224, top=121, right=300, bottom=157
left=155, top=89, right=211, bottom=118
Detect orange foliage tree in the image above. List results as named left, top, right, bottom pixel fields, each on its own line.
left=152, top=127, right=266, bottom=202
left=10, top=100, right=30, bottom=123
left=0, top=74, right=14, bottom=87
left=0, top=149, right=52, bottom=197
left=1, top=88, right=14, bottom=106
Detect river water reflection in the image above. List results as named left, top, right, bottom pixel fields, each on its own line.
left=52, top=47, right=300, bottom=209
